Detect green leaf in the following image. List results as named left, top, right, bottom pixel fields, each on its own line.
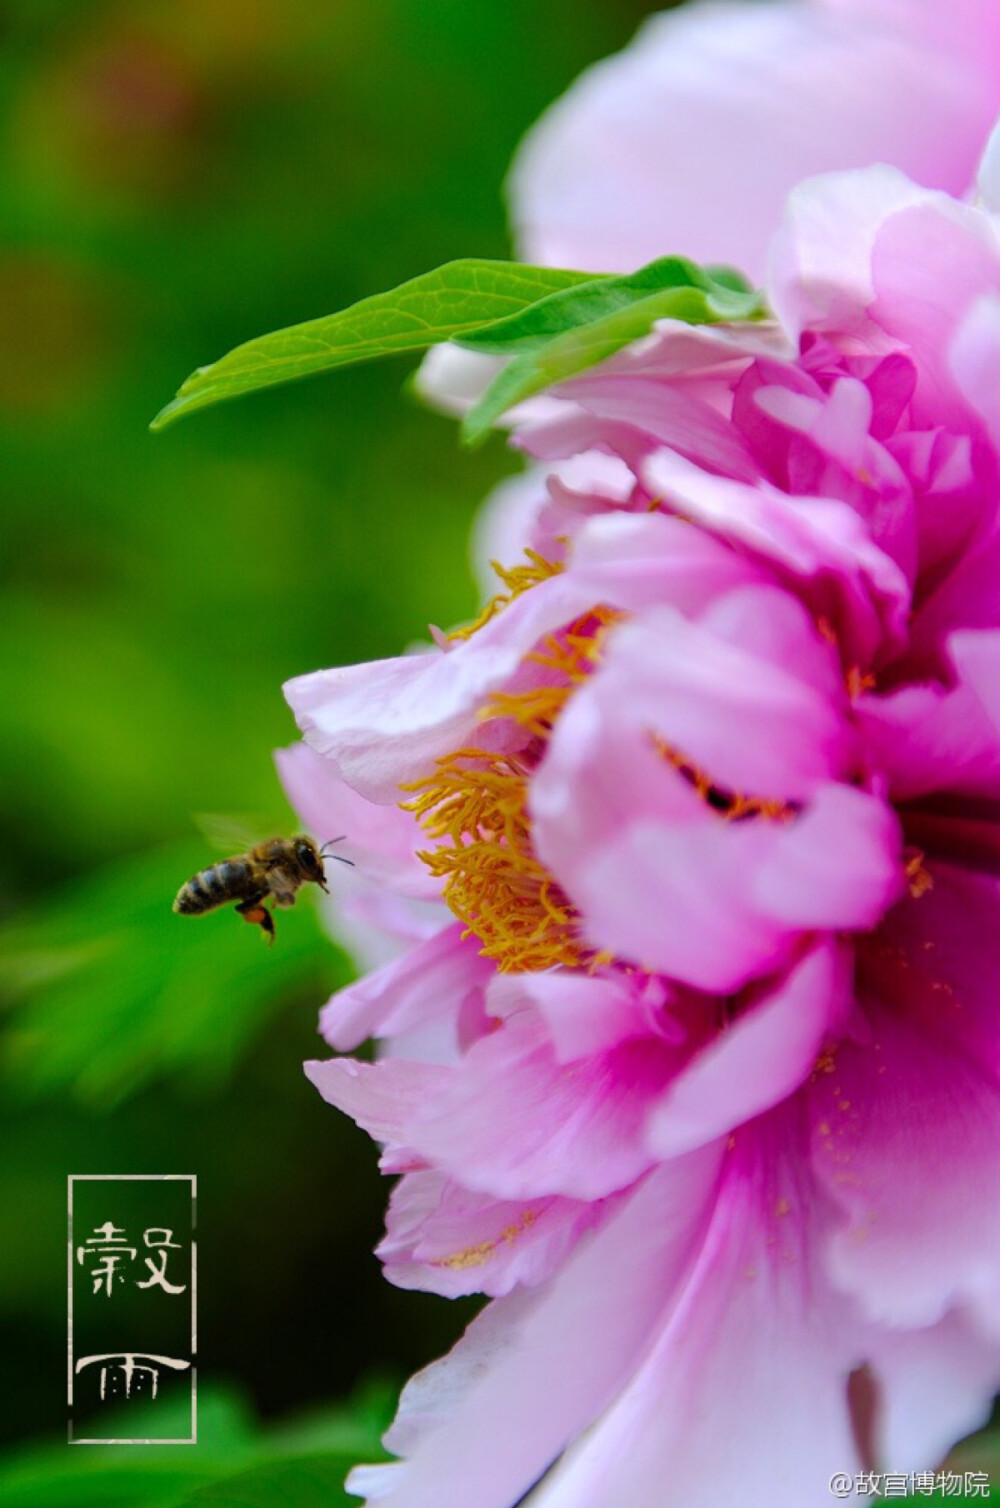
left=456, top=255, right=751, bottom=355
left=178, top=1453, right=362, bottom=1508
left=150, top=261, right=594, bottom=430
left=0, top=1384, right=391, bottom=1508
left=460, top=259, right=764, bottom=444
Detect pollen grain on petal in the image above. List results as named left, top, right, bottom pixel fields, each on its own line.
left=433, top=1209, right=539, bottom=1271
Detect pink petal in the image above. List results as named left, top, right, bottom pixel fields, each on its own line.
left=590, top=598, right=851, bottom=801
left=304, top=1055, right=452, bottom=1173
left=511, top=2, right=1000, bottom=283
left=867, top=1310, right=1000, bottom=1475
left=810, top=974, right=1000, bottom=1334
left=857, top=631, right=1000, bottom=801
left=318, top=922, right=491, bottom=1053
left=768, top=165, right=938, bottom=340
left=407, top=1008, right=679, bottom=1201
left=557, top=373, right=761, bottom=482
left=348, top=1153, right=722, bottom=1508
left=751, top=783, right=903, bottom=930
left=977, top=115, right=1000, bottom=212
left=647, top=941, right=849, bottom=1157
left=521, top=1112, right=866, bottom=1508
left=870, top=199, right=1000, bottom=429
left=949, top=289, right=1000, bottom=452
left=275, top=741, right=438, bottom=897
left=377, top=1169, right=608, bottom=1299
left=641, top=447, right=911, bottom=665
left=284, top=570, right=607, bottom=803
left=468, top=469, right=552, bottom=598
left=567, top=508, right=765, bottom=619
left=485, top=969, right=655, bottom=1064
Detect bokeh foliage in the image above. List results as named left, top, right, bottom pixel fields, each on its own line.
left=0, top=0, right=671, bottom=1488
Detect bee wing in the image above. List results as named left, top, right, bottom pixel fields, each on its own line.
left=191, top=812, right=274, bottom=855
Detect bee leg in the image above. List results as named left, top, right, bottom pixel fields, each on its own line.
left=236, top=897, right=276, bottom=944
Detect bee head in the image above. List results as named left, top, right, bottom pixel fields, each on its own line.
left=293, top=836, right=328, bottom=889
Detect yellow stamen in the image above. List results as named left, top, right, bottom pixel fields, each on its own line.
left=402, top=612, right=620, bottom=973
left=905, top=849, right=933, bottom=899
left=403, top=745, right=586, bottom=972
left=448, top=550, right=564, bottom=642
left=651, top=736, right=795, bottom=823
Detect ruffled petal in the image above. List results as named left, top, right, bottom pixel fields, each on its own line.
left=406, top=1007, right=678, bottom=1201
left=318, top=921, right=491, bottom=1053
left=641, top=447, right=911, bottom=664
left=377, top=1169, right=608, bottom=1298
left=349, top=1153, right=722, bottom=1508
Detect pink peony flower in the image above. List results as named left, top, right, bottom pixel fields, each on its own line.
left=280, top=151, right=1000, bottom=1505
left=510, top=0, right=1000, bottom=281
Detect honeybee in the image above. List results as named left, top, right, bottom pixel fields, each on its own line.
left=173, top=835, right=352, bottom=943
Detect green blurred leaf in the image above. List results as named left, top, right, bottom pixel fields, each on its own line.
left=0, top=1382, right=391, bottom=1508
left=0, top=1389, right=257, bottom=1508
left=150, top=261, right=594, bottom=430
left=460, top=257, right=765, bottom=444
left=179, top=1453, right=361, bottom=1508
left=0, top=840, right=347, bottom=1108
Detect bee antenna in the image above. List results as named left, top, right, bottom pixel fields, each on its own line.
left=320, top=836, right=354, bottom=867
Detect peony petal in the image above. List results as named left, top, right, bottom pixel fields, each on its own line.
left=858, top=631, right=1000, bottom=801
left=304, top=1055, right=452, bottom=1172
left=524, top=1112, right=865, bottom=1508
left=350, top=1153, right=722, bottom=1508
left=407, top=1009, right=680, bottom=1200
left=641, top=447, right=910, bottom=664
left=591, top=597, right=852, bottom=800
left=977, top=114, right=1000, bottom=213
left=751, top=783, right=903, bottom=931
left=511, top=1, right=1000, bottom=284
left=949, top=289, right=1000, bottom=453
left=768, top=165, right=938, bottom=340
left=647, top=940, right=849, bottom=1158
left=275, top=741, right=438, bottom=897
left=557, top=373, right=761, bottom=482
left=870, top=199, right=1000, bottom=431
left=318, top=921, right=491, bottom=1053
left=284, top=570, right=608, bottom=802
left=376, top=1169, right=608, bottom=1299
left=485, top=969, right=656, bottom=1064
left=867, top=1308, right=1000, bottom=1475
left=810, top=973, right=1000, bottom=1334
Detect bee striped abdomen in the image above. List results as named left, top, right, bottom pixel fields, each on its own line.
left=174, top=858, right=254, bottom=915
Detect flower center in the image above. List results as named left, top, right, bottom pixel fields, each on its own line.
left=401, top=610, right=618, bottom=972
left=403, top=553, right=797, bottom=972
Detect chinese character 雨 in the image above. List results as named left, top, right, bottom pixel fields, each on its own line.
left=75, top=1351, right=190, bottom=1401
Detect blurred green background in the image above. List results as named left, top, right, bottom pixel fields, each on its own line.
left=0, top=0, right=670, bottom=1500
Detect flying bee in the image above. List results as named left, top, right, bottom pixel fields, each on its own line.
left=173, top=835, right=352, bottom=944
